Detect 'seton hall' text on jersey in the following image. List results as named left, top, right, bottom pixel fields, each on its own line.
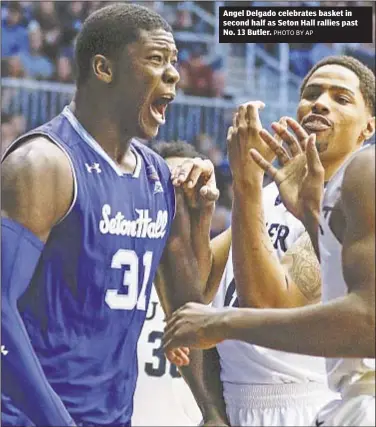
left=99, top=205, right=168, bottom=239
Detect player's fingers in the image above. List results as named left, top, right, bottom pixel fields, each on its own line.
left=172, top=162, right=194, bottom=186
left=259, top=129, right=290, bottom=165
left=271, top=122, right=301, bottom=156
left=163, top=327, right=183, bottom=353
left=200, top=185, right=220, bottom=202
left=306, top=134, right=324, bottom=177
left=249, top=149, right=280, bottom=183
left=175, top=347, right=190, bottom=363
left=246, top=101, right=265, bottom=129
left=273, top=116, right=287, bottom=143
left=236, top=104, right=247, bottom=127
left=166, top=348, right=190, bottom=366
left=186, top=159, right=214, bottom=189
left=233, top=111, right=238, bottom=129
left=286, top=117, right=310, bottom=150
left=185, top=165, right=204, bottom=189
left=227, top=126, right=234, bottom=143
left=166, top=350, right=189, bottom=367
left=164, top=315, right=181, bottom=338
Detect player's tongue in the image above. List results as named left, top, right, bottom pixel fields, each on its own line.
left=151, top=98, right=168, bottom=124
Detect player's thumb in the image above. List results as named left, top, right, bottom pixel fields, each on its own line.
left=306, top=134, right=324, bottom=178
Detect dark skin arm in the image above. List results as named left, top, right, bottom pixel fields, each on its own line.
left=2, top=137, right=74, bottom=424
left=156, top=189, right=228, bottom=426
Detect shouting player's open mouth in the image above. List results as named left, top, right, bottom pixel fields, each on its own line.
left=150, top=94, right=175, bottom=125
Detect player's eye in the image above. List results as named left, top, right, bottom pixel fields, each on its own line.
left=149, top=55, right=163, bottom=64
left=303, top=89, right=320, bottom=100
left=336, top=96, right=350, bottom=105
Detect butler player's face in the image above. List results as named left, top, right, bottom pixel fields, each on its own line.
left=297, top=64, right=372, bottom=162
left=116, top=29, right=179, bottom=139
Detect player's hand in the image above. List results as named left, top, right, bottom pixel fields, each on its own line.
left=227, top=101, right=265, bottom=185
left=171, top=158, right=219, bottom=210
left=165, top=346, right=190, bottom=367
left=250, top=117, right=325, bottom=221
left=227, top=102, right=288, bottom=186
left=163, top=303, right=227, bottom=357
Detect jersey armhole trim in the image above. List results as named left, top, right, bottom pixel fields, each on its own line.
left=38, top=132, right=78, bottom=225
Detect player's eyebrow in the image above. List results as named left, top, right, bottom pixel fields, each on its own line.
left=304, top=83, right=356, bottom=97
left=147, top=45, right=178, bottom=56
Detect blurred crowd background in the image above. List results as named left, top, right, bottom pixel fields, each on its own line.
left=1, top=0, right=375, bottom=236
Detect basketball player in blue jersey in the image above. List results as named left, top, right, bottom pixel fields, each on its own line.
left=1, top=4, right=227, bottom=427
left=164, top=56, right=375, bottom=426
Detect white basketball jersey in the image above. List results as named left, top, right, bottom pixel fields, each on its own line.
left=213, top=182, right=329, bottom=384
left=319, top=146, right=375, bottom=396
left=132, top=286, right=201, bottom=426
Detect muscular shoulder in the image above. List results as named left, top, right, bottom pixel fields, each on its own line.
left=1, top=136, right=74, bottom=241
left=343, top=146, right=375, bottom=195
left=341, top=146, right=375, bottom=227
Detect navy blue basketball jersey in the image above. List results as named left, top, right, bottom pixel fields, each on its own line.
left=1, top=106, right=175, bottom=426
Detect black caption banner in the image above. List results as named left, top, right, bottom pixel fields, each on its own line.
left=219, top=7, right=373, bottom=43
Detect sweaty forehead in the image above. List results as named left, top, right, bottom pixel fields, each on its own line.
left=306, top=64, right=361, bottom=93
left=137, top=29, right=177, bottom=53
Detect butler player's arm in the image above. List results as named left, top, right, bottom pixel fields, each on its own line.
left=232, top=172, right=321, bottom=309
left=222, top=148, right=375, bottom=358
left=1, top=138, right=76, bottom=426
left=156, top=189, right=229, bottom=426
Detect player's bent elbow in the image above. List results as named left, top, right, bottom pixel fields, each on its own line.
left=352, top=297, right=375, bottom=358
left=363, top=311, right=375, bottom=358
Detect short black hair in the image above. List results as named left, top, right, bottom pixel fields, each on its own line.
left=151, top=141, right=205, bottom=160
left=75, top=3, right=172, bottom=85
left=300, top=55, right=375, bottom=115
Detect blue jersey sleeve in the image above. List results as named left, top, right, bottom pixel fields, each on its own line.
left=1, top=218, right=75, bottom=427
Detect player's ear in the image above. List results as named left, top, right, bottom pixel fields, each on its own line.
left=362, top=116, right=375, bottom=142
left=92, top=55, right=113, bottom=84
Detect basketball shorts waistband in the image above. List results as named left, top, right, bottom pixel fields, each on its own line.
left=223, top=381, right=337, bottom=409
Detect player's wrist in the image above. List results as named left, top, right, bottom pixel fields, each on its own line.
left=232, top=171, right=264, bottom=193
left=200, top=404, right=229, bottom=426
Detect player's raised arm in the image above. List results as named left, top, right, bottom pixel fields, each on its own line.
left=151, top=142, right=231, bottom=305
left=1, top=138, right=76, bottom=426
left=228, top=104, right=316, bottom=308
left=170, top=156, right=221, bottom=302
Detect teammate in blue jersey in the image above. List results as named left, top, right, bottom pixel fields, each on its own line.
left=1, top=4, right=228, bottom=427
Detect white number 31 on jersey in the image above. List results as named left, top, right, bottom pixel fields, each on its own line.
left=105, top=249, right=153, bottom=311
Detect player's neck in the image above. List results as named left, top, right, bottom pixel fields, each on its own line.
left=322, top=152, right=356, bottom=181
left=72, top=94, right=132, bottom=162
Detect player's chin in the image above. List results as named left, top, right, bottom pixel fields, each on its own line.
left=315, top=139, right=330, bottom=154
left=138, top=121, right=159, bottom=140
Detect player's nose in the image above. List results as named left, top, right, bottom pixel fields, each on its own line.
left=163, top=63, right=180, bottom=85
left=312, top=92, right=330, bottom=115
